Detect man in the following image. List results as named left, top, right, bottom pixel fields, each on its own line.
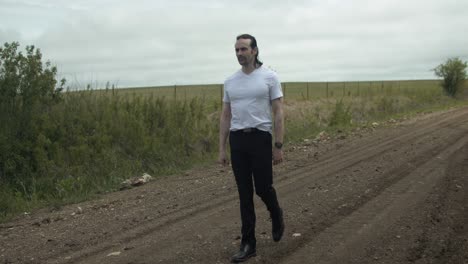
left=219, top=34, right=285, bottom=263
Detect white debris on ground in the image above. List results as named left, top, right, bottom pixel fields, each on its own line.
left=107, top=251, right=121, bottom=257
left=120, top=173, right=153, bottom=190
left=315, top=131, right=330, bottom=141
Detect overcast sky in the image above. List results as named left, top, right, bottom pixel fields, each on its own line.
left=1, top=0, right=468, bottom=89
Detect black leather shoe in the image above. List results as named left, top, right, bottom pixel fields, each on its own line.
left=272, top=208, right=285, bottom=242
left=231, top=243, right=256, bottom=263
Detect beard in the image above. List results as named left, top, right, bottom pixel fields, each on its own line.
left=237, top=56, right=247, bottom=65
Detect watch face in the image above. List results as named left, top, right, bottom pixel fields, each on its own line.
left=275, top=142, right=283, bottom=149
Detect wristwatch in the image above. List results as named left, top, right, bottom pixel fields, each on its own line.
left=274, top=142, right=283, bottom=149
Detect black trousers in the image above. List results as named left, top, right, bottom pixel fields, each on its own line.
left=229, top=129, right=281, bottom=245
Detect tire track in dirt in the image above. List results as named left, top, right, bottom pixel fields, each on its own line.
left=361, top=139, right=468, bottom=264
left=277, top=128, right=468, bottom=263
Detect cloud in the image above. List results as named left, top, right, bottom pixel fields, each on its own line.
left=1, top=0, right=468, bottom=87
left=0, top=28, right=22, bottom=44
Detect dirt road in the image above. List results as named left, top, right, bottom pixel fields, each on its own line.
left=1, top=106, right=468, bottom=264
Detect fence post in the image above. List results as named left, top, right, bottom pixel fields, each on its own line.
left=283, top=83, right=286, bottom=100
left=326, top=82, right=329, bottom=99
left=220, top=84, right=223, bottom=102
left=307, top=82, right=310, bottom=100
left=357, top=81, right=360, bottom=97
left=174, top=85, right=177, bottom=100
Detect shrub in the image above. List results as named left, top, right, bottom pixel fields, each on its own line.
left=328, top=100, right=352, bottom=128
left=433, top=57, right=467, bottom=97
left=0, top=42, right=65, bottom=205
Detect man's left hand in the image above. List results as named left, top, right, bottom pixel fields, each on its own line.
left=273, top=148, right=283, bottom=165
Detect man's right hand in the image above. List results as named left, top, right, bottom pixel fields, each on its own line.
left=218, top=152, right=230, bottom=166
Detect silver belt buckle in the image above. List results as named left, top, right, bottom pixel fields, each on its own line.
left=243, top=128, right=254, bottom=133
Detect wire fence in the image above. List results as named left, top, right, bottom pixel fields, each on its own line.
left=98, top=79, right=467, bottom=101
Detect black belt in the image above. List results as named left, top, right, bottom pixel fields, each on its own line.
left=233, top=128, right=262, bottom=133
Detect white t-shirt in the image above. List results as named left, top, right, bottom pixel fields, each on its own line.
left=223, top=66, right=283, bottom=133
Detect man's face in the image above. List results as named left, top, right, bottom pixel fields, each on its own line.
left=235, top=38, right=257, bottom=67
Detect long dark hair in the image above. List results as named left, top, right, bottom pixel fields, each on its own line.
left=236, top=34, right=263, bottom=67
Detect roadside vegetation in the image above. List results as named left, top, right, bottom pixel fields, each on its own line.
left=1, top=42, right=467, bottom=222
left=433, top=57, right=467, bottom=97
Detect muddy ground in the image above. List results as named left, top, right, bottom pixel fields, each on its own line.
left=1, top=106, right=468, bottom=264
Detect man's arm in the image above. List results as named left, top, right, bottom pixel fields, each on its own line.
left=219, top=102, right=232, bottom=166
left=272, top=97, right=284, bottom=165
